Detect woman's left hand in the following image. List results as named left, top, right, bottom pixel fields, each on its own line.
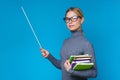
left=64, top=60, right=71, bottom=71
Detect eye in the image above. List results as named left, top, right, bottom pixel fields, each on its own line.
left=63, top=17, right=69, bottom=20
left=72, top=16, right=78, bottom=19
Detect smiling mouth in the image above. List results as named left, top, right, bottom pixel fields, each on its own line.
left=69, top=25, right=74, bottom=28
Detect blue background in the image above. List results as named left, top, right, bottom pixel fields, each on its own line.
left=0, top=0, right=120, bottom=80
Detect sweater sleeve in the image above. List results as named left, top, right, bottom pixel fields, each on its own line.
left=47, top=53, right=61, bottom=69
left=68, top=41, right=97, bottom=78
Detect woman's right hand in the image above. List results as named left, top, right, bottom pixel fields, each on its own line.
left=40, top=48, right=49, bottom=58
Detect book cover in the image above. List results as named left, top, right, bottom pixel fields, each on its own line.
left=73, top=62, right=94, bottom=70
left=71, top=60, right=91, bottom=69
left=69, top=54, right=92, bottom=63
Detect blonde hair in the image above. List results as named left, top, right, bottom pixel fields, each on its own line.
left=65, top=7, right=84, bottom=18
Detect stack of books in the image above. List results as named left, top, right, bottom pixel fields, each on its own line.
left=69, top=54, right=94, bottom=71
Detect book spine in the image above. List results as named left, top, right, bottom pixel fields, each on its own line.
left=72, top=60, right=91, bottom=63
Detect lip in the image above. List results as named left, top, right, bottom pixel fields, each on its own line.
left=68, top=25, right=74, bottom=28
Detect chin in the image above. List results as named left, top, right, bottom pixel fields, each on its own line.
left=69, top=27, right=75, bottom=30
left=70, top=29, right=77, bottom=32
left=68, top=27, right=80, bottom=31
left=70, top=28, right=80, bottom=32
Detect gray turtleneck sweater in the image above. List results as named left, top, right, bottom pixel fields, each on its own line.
left=47, top=30, right=97, bottom=80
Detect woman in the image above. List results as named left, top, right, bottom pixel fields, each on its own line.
left=40, top=7, right=97, bottom=80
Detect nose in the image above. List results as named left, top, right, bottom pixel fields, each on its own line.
left=68, top=19, right=72, bottom=24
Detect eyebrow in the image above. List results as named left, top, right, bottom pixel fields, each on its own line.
left=66, top=15, right=78, bottom=18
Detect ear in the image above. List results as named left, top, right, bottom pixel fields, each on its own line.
left=80, top=17, right=84, bottom=24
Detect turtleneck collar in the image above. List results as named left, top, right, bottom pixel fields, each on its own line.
left=71, top=29, right=84, bottom=37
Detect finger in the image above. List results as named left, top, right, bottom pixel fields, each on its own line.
left=40, top=48, right=43, bottom=52
left=42, top=51, right=47, bottom=55
left=65, top=60, right=69, bottom=64
left=64, top=61, right=67, bottom=66
left=42, top=53, right=46, bottom=58
left=67, top=62, right=71, bottom=66
left=64, top=63, right=67, bottom=68
left=41, top=49, right=46, bottom=53
left=41, top=52, right=45, bottom=56
left=64, top=60, right=68, bottom=66
left=40, top=48, right=44, bottom=51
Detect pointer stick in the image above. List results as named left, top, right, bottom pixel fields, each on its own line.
left=21, top=6, right=42, bottom=48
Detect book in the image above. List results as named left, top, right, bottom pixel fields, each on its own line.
left=72, top=60, right=91, bottom=63
left=69, top=54, right=92, bottom=63
left=69, top=54, right=94, bottom=70
left=73, top=62, right=94, bottom=70
left=74, top=57, right=91, bottom=60
left=71, top=60, right=91, bottom=68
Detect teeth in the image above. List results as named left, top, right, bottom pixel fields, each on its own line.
left=69, top=25, right=74, bottom=27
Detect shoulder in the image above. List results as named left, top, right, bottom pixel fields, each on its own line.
left=82, top=37, right=93, bottom=47
left=63, top=37, right=71, bottom=42
left=62, top=38, right=69, bottom=45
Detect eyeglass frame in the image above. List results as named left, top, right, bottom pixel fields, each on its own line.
left=63, top=15, right=82, bottom=23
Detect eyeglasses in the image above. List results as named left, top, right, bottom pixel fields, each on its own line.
left=63, top=16, right=81, bottom=23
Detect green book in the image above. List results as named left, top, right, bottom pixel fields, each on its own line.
left=73, top=62, right=94, bottom=71
left=69, top=56, right=75, bottom=64
left=69, top=54, right=92, bottom=64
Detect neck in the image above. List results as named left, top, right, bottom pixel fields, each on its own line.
left=71, top=29, right=84, bottom=37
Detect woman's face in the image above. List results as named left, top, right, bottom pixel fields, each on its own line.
left=65, top=11, right=83, bottom=31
